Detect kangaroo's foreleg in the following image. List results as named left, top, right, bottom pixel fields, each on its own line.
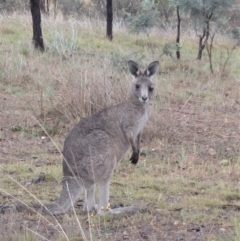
left=129, top=132, right=141, bottom=165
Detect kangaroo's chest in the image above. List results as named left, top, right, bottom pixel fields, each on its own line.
left=133, top=111, right=149, bottom=138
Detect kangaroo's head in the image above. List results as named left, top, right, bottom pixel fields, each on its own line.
left=128, top=60, right=159, bottom=104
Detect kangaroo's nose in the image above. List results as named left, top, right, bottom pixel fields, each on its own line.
left=142, top=96, right=148, bottom=102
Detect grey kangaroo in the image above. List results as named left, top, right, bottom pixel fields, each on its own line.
left=44, top=60, right=159, bottom=215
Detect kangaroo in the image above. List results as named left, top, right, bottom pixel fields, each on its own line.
left=44, top=60, right=159, bottom=215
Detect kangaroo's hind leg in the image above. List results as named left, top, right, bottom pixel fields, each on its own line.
left=97, top=178, right=111, bottom=215
left=83, top=185, right=96, bottom=212
left=44, top=177, right=84, bottom=215
left=97, top=178, right=139, bottom=215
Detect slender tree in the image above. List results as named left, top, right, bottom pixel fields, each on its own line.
left=178, top=0, right=236, bottom=60
left=46, top=0, right=49, bottom=13
left=30, top=0, right=44, bottom=51
left=168, top=0, right=182, bottom=59
left=39, top=0, right=46, bottom=14
left=206, top=30, right=215, bottom=73
left=106, top=0, right=113, bottom=40
left=53, top=0, right=57, bottom=19
left=196, top=12, right=212, bottom=60
left=39, top=0, right=49, bottom=15
left=176, top=5, right=181, bottom=59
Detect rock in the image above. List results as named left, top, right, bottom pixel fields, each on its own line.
left=31, top=172, right=45, bottom=184
left=219, top=159, right=229, bottom=166
left=208, top=148, right=216, bottom=156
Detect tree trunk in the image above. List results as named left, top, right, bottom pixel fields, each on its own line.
left=106, top=0, right=113, bottom=40
left=206, top=32, right=215, bottom=74
left=39, top=0, right=46, bottom=14
left=197, top=34, right=205, bottom=60
left=39, top=0, right=49, bottom=15
left=30, top=0, right=44, bottom=51
left=53, top=0, right=57, bottom=19
left=46, top=0, right=49, bottom=14
left=197, top=13, right=212, bottom=60
left=176, top=6, right=181, bottom=60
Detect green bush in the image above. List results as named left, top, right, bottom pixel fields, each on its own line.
left=125, top=0, right=159, bottom=36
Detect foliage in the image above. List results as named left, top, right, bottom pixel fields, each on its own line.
left=231, top=27, right=240, bottom=44
left=125, top=0, right=159, bottom=36
left=178, top=0, right=236, bottom=15
left=92, top=0, right=142, bottom=17
left=221, top=27, right=240, bottom=73
left=178, top=0, right=236, bottom=31
left=57, top=0, right=85, bottom=18
left=175, top=0, right=237, bottom=60
left=156, top=0, right=174, bottom=23
left=0, top=0, right=29, bottom=12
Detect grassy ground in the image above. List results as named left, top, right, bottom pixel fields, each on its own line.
left=0, top=14, right=240, bottom=241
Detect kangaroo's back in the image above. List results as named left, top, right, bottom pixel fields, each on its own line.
left=44, top=60, right=159, bottom=215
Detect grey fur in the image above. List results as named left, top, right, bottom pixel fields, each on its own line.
left=44, top=60, right=159, bottom=215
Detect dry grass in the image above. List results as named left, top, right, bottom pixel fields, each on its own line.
left=0, top=13, right=240, bottom=241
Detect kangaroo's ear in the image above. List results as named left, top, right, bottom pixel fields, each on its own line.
left=128, top=60, right=141, bottom=77
left=144, top=61, right=159, bottom=77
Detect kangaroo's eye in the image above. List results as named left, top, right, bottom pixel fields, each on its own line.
left=149, top=86, right=154, bottom=91
left=135, top=84, right=140, bottom=90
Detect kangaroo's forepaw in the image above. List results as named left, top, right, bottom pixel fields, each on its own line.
left=130, top=150, right=140, bottom=165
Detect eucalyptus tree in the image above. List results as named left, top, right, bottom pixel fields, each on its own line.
left=106, top=0, right=113, bottom=40
left=169, top=0, right=182, bottom=59
left=30, top=0, right=44, bottom=51
left=178, top=0, right=237, bottom=60
left=221, top=27, right=240, bottom=73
